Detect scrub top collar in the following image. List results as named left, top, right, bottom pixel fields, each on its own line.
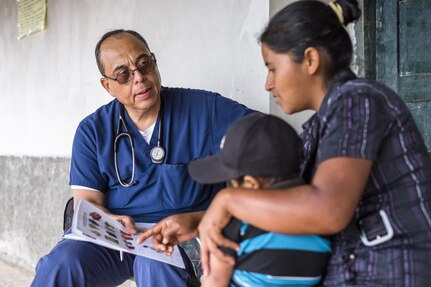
left=118, top=98, right=164, bottom=149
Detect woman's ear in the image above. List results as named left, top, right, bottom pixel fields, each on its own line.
left=303, top=47, right=320, bottom=75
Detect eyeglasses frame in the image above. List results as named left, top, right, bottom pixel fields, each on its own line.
left=103, top=53, right=157, bottom=84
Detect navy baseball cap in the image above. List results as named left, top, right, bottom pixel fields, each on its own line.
left=188, top=113, right=302, bottom=184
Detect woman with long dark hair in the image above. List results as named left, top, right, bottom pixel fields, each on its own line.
left=198, top=0, right=431, bottom=285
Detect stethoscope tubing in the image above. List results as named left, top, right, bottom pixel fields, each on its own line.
left=114, top=106, right=137, bottom=187
left=114, top=103, right=164, bottom=187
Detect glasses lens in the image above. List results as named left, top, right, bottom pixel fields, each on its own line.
left=112, top=54, right=156, bottom=84
left=137, top=55, right=156, bottom=75
left=116, top=70, right=132, bottom=84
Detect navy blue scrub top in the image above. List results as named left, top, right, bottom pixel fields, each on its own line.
left=70, top=87, right=253, bottom=222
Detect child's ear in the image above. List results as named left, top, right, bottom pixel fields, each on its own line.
left=243, top=176, right=262, bottom=189
left=230, top=179, right=240, bottom=188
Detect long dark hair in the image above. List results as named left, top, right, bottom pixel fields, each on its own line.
left=260, top=0, right=361, bottom=83
left=94, top=29, right=150, bottom=76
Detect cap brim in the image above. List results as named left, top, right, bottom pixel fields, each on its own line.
left=188, top=155, right=239, bottom=184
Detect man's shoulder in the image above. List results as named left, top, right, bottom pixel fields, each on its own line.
left=79, top=100, right=117, bottom=126
left=162, top=87, right=220, bottom=100
left=162, top=87, right=227, bottom=113
left=90, top=99, right=117, bottom=117
left=163, top=87, right=251, bottom=116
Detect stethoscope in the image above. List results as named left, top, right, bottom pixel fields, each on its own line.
left=114, top=103, right=166, bottom=187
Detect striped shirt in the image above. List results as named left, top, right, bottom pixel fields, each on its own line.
left=300, top=77, right=431, bottom=286
left=222, top=180, right=331, bottom=286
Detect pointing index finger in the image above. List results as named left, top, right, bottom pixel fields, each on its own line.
left=136, top=224, right=161, bottom=244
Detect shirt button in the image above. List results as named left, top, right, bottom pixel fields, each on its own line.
left=349, top=254, right=356, bottom=260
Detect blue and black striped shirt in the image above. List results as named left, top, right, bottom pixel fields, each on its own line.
left=222, top=180, right=331, bottom=286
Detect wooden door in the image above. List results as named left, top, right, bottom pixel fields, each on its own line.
left=362, top=0, right=431, bottom=152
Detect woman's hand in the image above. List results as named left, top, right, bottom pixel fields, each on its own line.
left=198, top=189, right=239, bottom=276
left=136, top=212, right=202, bottom=255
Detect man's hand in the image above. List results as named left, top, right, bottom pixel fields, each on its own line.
left=136, top=212, right=203, bottom=255
left=73, top=189, right=138, bottom=235
left=112, top=214, right=138, bottom=235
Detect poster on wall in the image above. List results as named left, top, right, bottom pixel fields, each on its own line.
left=17, top=0, right=47, bottom=40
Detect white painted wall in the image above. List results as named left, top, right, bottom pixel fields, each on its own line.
left=0, top=0, right=269, bottom=156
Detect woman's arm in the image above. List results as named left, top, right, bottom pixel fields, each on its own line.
left=199, top=157, right=372, bottom=273
left=225, top=157, right=371, bottom=233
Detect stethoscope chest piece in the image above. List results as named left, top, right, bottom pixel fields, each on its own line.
left=150, top=146, right=165, bottom=164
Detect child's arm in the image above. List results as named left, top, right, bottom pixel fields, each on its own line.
left=201, top=253, right=234, bottom=287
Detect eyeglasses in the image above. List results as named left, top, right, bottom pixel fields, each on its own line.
left=104, top=53, right=157, bottom=84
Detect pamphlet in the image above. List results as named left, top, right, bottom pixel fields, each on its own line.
left=64, top=199, right=185, bottom=269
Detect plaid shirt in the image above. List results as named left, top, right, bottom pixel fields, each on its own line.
left=300, top=78, right=431, bottom=286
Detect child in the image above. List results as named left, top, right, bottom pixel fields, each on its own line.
left=188, top=113, right=331, bottom=287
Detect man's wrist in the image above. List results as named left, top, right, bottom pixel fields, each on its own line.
left=191, top=211, right=205, bottom=228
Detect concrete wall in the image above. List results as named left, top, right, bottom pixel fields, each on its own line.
left=1, top=0, right=269, bottom=157
left=0, top=0, right=271, bottom=273
left=0, top=156, right=70, bottom=269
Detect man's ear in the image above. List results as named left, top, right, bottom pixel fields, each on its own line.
left=100, top=77, right=115, bottom=98
left=243, top=175, right=262, bottom=189
left=303, top=47, right=320, bottom=75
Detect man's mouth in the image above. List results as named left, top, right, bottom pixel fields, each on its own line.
left=135, top=87, right=152, bottom=99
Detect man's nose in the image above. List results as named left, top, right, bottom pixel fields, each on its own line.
left=132, top=67, right=146, bottom=83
